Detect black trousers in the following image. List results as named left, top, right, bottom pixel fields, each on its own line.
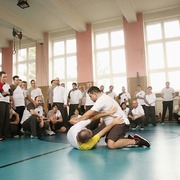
left=0, top=102, right=10, bottom=138
left=15, top=106, right=25, bottom=131
left=173, top=113, right=180, bottom=124
left=161, top=101, right=173, bottom=122
left=22, top=115, right=48, bottom=137
left=144, top=106, right=156, bottom=126
left=129, top=116, right=145, bottom=128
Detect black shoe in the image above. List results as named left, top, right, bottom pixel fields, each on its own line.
left=134, top=134, right=151, bottom=148
left=128, top=134, right=134, bottom=139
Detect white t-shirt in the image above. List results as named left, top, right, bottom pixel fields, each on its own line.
left=135, top=90, right=145, bottom=105
left=91, top=94, right=129, bottom=125
left=0, top=83, right=10, bottom=103
left=13, top=86, right=25, bottom=107
left=131, top=104, right=145, bottom=118
left=119, top=92, right=131, bottom=105
left=53, top=85, right=67, bottom=104
left=67, top=119, right=91, bottom=149
left=69, top=89, right=82, bottom=104
left=84, top=90, right=94, bottom=106
left=161, top=87, right=175, bottom=101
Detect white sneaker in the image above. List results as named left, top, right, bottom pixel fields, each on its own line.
left=46, top=130, right=55, bottom=136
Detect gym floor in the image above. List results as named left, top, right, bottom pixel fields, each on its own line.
left=0, top=123, right=180, bottom=180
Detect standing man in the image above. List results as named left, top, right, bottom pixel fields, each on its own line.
left=118, top=86, right=131, bottom=106
left=67, top=82, right=82, bottom=119
left=144, top=86, right=156, bottom=126
left=161, top=81, right=175, bottom=123
left=0, top=71, right=11, bottom=141
left=10, top=75, right=25, bottom=135
left=52, top=77, right=68, bottom=128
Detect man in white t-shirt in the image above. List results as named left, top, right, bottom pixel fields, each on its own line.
left=69, top=86, right=150, bottom=149
left=161, top=81, right=176, bottom=123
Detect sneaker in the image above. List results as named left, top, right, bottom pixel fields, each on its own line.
left=132, top=125, right=140, bottom=130
left=30, top=135, right=38, bottom=139
left=134, top=134, right=150, bottom=148
left=128, top=134, right=134, bottom=139
left=46, top=130, right=55, bottom=136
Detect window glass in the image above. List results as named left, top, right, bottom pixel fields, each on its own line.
left=111, top=30, right=124, bottom=46
left=53, top=41, right=64, bottom=56
left=146, top=23, right=162, bottom=41
left=67, top=56, right=77, bottom=78
left=96, top=33, right=109, bottom=49
left=164, top=20, right=180, bottom=38
left=54, top=58, right=65, bottom=79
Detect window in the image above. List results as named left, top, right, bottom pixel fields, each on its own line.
left=51, top=37, right=77, bottom=91
left=13, top=44, right=36, bottom=83
left=145, top=19, right=180, bottom=92
left=93, top=29, right=127, bottom=93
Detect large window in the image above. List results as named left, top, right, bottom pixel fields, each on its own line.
left=51, top=37, right=77, bottom=91
left=13, top=44, right=36, bottom=83
left=93, top=28, right=127, bottom=93
left=145, top=19, right=180, bottom=92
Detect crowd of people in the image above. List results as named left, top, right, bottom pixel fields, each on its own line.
left=0, top=70, right=179, bottom=151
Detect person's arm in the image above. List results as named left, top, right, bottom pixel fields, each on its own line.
left=98, top=117, right=124, bottom=137
left=10, top=111, right=20, bottom=125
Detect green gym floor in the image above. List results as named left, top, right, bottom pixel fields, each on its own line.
left=0, top=123, right=180, bottom=180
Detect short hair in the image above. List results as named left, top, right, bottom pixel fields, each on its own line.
left=88, top=86, right=101, bottom=94
left=13, top=75, right=19, bottom=81
left=77, top=129, right=92, bottom=143
left=0, top=71, right=6, bottom=77
left=72, top=82, right=77, bottom=86
left=52, top=103, right=58, bottom=108
left=34, top=96, right=41, bottom=101
left=30, top=79, right=35, bottom=84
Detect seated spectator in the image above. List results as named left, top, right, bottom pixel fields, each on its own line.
left=173, top=100, right=180, bottom=124
left=47, top=103, right=67, bottom=133
left=120, top=102, right=129, bottom=117
left=21, top=96, right=49, bottom=139
left=9, top=100, right=20, bottom=137
left=128, top=99, right=145, bottom=130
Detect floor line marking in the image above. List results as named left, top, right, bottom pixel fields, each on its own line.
left=0, top=145, right=71, bottom=169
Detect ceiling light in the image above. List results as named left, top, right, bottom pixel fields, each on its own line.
left=17, top=0, right=30, bottom=9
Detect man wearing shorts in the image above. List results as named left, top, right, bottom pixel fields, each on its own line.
left=70, top=86, right=150, bottom=149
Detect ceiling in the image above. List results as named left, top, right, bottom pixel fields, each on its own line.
left=0, top=0, right=179, bottom=48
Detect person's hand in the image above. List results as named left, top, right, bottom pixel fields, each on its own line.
left=107, top=106, right=117, bottom=116
left=69, top=117, right=79, bottom=124
left=112, top=117, right=124, bottom=125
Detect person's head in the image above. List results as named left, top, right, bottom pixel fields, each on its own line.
left=147, top=86, right=152, bottom=93
left=137, top=85, right=142, bottom=91
left=30, top=79, right=36, bottom=88
left=165, top=81, right=170, bottom=88
left=51, top=79, right=56, bottom=86
left=22, top=81, right=27, bottom=89
left=77, top=129, right=93, bottom=143
left=122, top=86, right=126, bottom=92
left=79, top=86, right=84, bottom=93
left=109, top=85, right=114, bottom=91
left=0, top=71, right=7, bottom=83
left=61, top=82, right=65, bottom=87
left=120, top=102, right=127, bottom=110
left=34, top=96, right=42, bottom=106
left=13, top=75, right=20, bottom=86
left=54, top=77, right=60, bottom=85
left=87, top=82, right=92, bottom=89
left=132, top=99, right=138, bottom=108
left=99, top=85, right=104, bottom=92
left=74, top=108, right=80, bottom=116
left=88, top=86, right=101, bottom=102
left=51, top=103, right=58, bottom=112
left=72, top=82, right=77, bottom=89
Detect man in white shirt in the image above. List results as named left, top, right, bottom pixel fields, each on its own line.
left=118, top=86, right=131, bottom=106
left=0, top=71, right=11, bottom=141
left=21, top=96, right=48, bottom=138
left=106, top=85, right=117, bottom=100
left=161, top=81, right=175, bottom=123
left=10, top=75, right=25, bottom=135
left=69, top=86, right=150, bottom=149
left=128, top=99, right=145, bottom=130
left=67, top=82, right=82, bottom=119
left=53, top=77, right=68, bottom=128
left=144, top=86, right=156, bottom=126
left=134, top=85, right=145, bottom=110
